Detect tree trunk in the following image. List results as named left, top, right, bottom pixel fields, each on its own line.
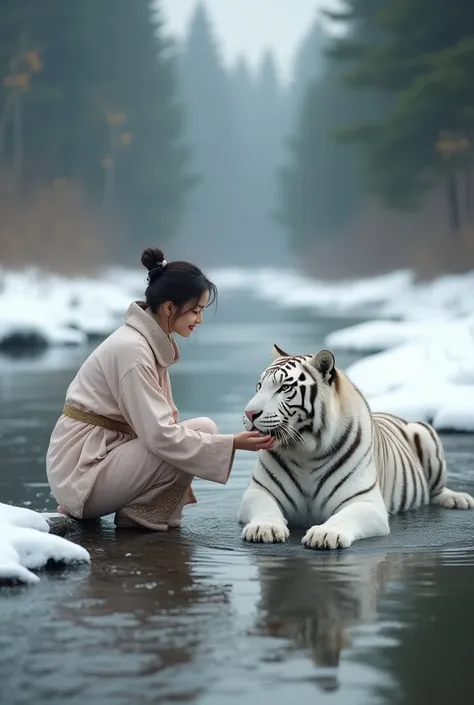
left=465, top=165, right=472, bottom=223
left=447, top=174, right=460, bottom=232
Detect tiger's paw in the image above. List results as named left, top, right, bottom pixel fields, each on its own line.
left=431, top=488, right=474, bottom=510
left=241, top=521, right=289, bottom=544
left=302, top=523, right=353, bottom=550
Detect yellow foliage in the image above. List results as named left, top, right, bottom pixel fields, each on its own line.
left=106, top=111, right=126, bottom=125
left=25, top=50, right=42, bottom=73
left=101, top=155, right=114, bottom=169
left=52, top=177, right=69, bottom=190
left=436, top=130, right=471, bottom=159
left=2, top=73, right=30, bottom=90
left=16, top=73, right=30, bottom=90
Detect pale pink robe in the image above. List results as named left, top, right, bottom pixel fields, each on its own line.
left=46, top=301, right=235, bottom=530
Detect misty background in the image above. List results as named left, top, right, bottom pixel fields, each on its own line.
left=0, top=0, right=473, bottom=277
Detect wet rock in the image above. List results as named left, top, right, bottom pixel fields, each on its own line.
left=42, top=513, right=81, bottom=537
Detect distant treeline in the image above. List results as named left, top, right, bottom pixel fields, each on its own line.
left=0, top=1, right=473, bottom=276
left=279, top=0, right=474, bottom=277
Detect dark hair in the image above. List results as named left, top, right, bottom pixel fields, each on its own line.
left=140, top=247, right=217, bottom=319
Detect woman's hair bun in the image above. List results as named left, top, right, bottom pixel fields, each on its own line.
left=141, top=247, right=165, bottom=272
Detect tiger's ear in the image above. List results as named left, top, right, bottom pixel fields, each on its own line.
left=309, top=349, right=336, bottom=384
left=273, top=343, right=290, bottom=360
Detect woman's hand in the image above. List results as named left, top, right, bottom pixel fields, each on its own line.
left=233, top=431, right=274, bottom=451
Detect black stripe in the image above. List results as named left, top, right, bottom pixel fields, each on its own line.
left=428, top=456, right=445, bottom=496
left=430, top=463, right=444, bottom=495
left=413, top=432, right=424, bottom=465
left=308, top=382, right=317, bottom=420
left=408, top=460, right=418, bottom=509
left=331, top=478, right=378, bottom=514
left=260, top=457, right=298, bottom=510
left=312, top=419, right=354, bottom=467
left=321, top=445, right=372, bottom=510
left=399, top=451, right=408, bottom=511
left=251, top=475, right=286, bottom=513
left=312, top=424, right=362, bottom=499
left=299, top=384, right=306, bottom=413
left=425, top=443, right=444, bottom=494
left=319, top=397, right=327, bottom=434
left=418, top=421, right=443, bottom=487
left=269, top=451, right=305, bottom=496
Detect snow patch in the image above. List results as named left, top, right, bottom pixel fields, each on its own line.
left=0, top=502, right=90, bottom=586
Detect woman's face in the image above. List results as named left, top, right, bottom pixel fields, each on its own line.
left=167, top=290, right=210, bottom=338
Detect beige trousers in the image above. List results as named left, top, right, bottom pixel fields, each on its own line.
left=82, top=417, right=217, bottom=530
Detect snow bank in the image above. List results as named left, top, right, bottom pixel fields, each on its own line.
left=380, top=271, right=474, bottom=321
left=2, top=261, right=474, bottom=432
left=326, top=318, right=474, bottom=353
left=330, top=322, right=474, bottom=432
left=0, top=267, right=143, bottom=350
left=3, top=264, right=474, bottom=351
left=0, top=502, right=90, bottom=586
left=210, top=267, right=474, bottom=323
left=210, top=267, right=414, bottom=314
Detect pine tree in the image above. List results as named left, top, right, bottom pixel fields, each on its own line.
left=278, top=62, right=366, bottom=250
left=228, top=51, right=288, bottom=262
left=0, top=0, right=192, bottom=263
left=251, top=50, right=287, bottom=258
left=329, top=0, right=474, bottom=224
left=286, top=14, right=327, bottom=132
left=278, top=5, right=394, bottom=253
left=176, top=2, right=239, bottom=264
left=229, top=56, right=256, bottom=246
left=95, top=0, right=193, bottom=255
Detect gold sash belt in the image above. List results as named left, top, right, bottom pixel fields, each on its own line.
left=62, top=403, right=134, bottom=435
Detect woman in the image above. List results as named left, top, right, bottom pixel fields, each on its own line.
left=46, top=248, right=273, bottom=530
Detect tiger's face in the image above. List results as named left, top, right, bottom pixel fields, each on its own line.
left=243, top=345, right=337, bottom=451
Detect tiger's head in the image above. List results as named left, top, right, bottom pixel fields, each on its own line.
left=243, top=344, right=339, bottom=453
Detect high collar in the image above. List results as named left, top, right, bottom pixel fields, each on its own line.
left=124, top=301, right=179, bottom=368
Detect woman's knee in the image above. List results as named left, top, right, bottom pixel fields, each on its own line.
left=183, top=416, right=218, bottom=435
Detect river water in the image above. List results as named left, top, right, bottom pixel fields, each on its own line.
left=1, top=290, right=474, bottom=705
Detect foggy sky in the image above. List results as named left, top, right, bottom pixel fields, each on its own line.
left=159, top=0, right=326, bottom=83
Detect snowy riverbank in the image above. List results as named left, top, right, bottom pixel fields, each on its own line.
left=1, top=265, right=474, bottom=431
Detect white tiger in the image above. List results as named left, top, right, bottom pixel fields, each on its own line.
left=238, top=345, right=474, bottom=550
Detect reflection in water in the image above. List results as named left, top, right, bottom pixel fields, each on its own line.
left=1, top=527, right=234, bottom=704
left=251, top=548, right=474, bottom=700
left=365, top=547, right=474, bottom=705
left=252, top=551, right=398, bottom=691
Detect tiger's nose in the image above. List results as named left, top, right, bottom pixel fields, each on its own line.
left=245, top=410, right=261, bottom=422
